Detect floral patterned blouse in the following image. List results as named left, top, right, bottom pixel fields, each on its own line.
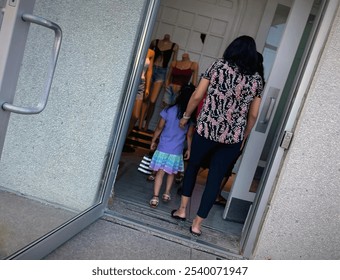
left=196, top=59, right=263, bottom=144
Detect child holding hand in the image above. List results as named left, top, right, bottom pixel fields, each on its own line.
left=149, top=84, right=195, bottom=208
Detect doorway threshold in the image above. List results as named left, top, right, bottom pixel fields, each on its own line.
left=105, top=197, right=245, bottom=260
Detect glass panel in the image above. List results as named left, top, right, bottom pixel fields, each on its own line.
left=262, top=4, right=291, bottom=81
left=250, top=1, right=321, bottom=193
left=0, top=0, right=146, bottom=259
left=0, top=0, right=5, bottom=29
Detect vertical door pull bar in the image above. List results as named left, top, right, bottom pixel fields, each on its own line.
left=2, top=13, right=62, bottom=114
left=255, top=86, right=280, bottom=133
left=259, top=97, right=276, bottom=124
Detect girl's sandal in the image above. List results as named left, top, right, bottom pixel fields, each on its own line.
left=149, top=196, right=159, bottom=208
left=162, top=193, right=171, bottom=202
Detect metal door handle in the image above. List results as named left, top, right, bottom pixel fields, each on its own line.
left=259, top=97, right=276, bottom=124
left=2, top=13, right=62, bottom=114
left=255, top=87, right=280, bottom=133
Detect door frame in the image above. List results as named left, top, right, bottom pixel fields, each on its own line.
left=5, top=0, right=160, bottom=259
left=241, top=0, right=339, bottom=258
left=0, top=0, right=35, bottom=160
left=107, top=0, right=339, bottom=259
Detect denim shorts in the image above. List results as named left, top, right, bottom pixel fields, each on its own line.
left=152, top=66, right=167, bottom=83
left=163, top=85, right=178, bottom=105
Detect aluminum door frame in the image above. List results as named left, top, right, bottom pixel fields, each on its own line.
left=0, top=0, right=36, bottom=159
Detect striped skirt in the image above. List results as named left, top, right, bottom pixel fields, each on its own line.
left=149, top=150, right=184, bottom=175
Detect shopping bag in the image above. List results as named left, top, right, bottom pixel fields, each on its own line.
left=138, top=155, right=153, bottom=174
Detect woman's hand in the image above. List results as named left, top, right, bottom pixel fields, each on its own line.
left=179, top=117, right=188, bottom=128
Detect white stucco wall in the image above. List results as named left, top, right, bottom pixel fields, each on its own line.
left=254, top=7, right=340, bottom=260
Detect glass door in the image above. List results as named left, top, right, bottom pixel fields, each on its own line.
left=0, top=0, right=155, bottom=259
left=223, top=0, right=317, bottom=219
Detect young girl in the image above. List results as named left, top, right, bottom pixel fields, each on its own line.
left=149, top=84, right=195, bottom=208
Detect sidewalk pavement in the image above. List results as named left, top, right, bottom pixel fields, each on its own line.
left=44, top=217, right=228, bottom=260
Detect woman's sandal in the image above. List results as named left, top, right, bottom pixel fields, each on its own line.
left=162, top=193, right=171, bottom=202
left=149, top=196, right=159, bottom=208
left=171, top=209, right=186, bottom=221
left=189, top=226, right=202, bottom=237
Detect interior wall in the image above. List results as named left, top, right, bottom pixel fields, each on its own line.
left=238, top=0, right=266, bottom=37
left=147, top=0, right=267, bottom=130
left=253, top=6, right=340, bottom=259
left=0, top=0, right=146, bottom=211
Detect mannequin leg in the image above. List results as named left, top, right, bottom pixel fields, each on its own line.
left=138, top=99, right=149, bottom=130
left=143, top=81, right=163, bottom=131
left=127, top=99, right=142, bottom=138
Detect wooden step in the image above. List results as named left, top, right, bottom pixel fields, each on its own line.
left=125, top=128, right=154, bottom=150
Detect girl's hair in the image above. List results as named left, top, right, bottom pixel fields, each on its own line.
left=223, top=35, right=258, bottom=75
left=166, top=83, right=196, bottom=120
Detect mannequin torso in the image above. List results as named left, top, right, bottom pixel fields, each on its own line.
left=150, top=34, right=178, bottom=69
left=166, top=53, right=198, bottom=91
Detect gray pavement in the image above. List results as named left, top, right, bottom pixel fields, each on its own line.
left=44, top=217, right=239, bottom=260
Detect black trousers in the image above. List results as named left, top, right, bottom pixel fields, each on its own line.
left=182, top=133, right=242, bottom=219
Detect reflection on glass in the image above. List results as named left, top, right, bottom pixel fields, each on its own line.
left=0, top=0, right=5, bottom=28
left=248, top=4, right=291, bottom=193
left=262, top=4, right=291, bottom=81
left=251, top=1, right=320, bottom=193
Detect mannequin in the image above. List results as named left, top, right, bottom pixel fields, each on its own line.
left=140, top=34, right=179, bottom=132
left=124, top=48, right=155, bottom=152
left=163, top=53, right=198, bottom=106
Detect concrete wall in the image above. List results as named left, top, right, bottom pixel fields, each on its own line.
left=0, top=0, right=146, bottom=211
left=254, top=7, right=340, bottom=260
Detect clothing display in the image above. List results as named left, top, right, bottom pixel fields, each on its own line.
left=153, top=39, right=176, bottom=68
left=171, top=62, right=193, bottom=86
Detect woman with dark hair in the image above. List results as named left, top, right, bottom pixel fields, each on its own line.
left=171, top=35, right=264, bottom=236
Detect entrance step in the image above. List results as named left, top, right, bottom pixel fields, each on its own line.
left=106, top=197, right=244, bottom=260
left=124, top=128, right=153, bottom=150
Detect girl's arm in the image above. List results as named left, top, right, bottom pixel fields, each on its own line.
left=151, top=117, right=165, bottom=151
left=184, top=124, right=195, bottom=160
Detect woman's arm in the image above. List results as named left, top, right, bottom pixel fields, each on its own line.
left=241, top=96, right=262, bottom=149
left=151, top=117, right=165, bottom=151
left=244, top=97, right=261, bottom=138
